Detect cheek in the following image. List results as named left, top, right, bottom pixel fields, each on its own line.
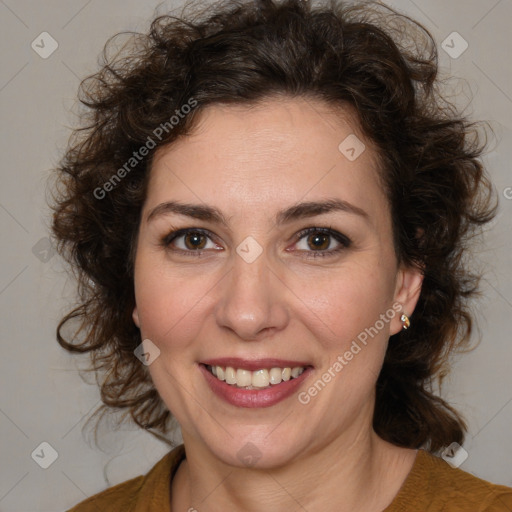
left=290, top=266, right=397, bottom=409
left=289, top=262, right=397, bottom=349
left=134, top=260, right=217, bottom=353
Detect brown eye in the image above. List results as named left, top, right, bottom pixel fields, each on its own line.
left=163, top=228, right=221, bottom=254
left=292, top=227, right=351, bottom=258
left=184, top=232, right=207, bottom=250
left=307, top=232, right=331, bottom=251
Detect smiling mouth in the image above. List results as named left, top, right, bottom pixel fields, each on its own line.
left=205, top=364, right=307, bottom=389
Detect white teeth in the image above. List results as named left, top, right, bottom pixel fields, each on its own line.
left=208, top=365, right=306, bottom=388
left=252, top=369, right=269, bottom=388
left=269, top=367, right=282, bottom=385
left=291, top=367, right=303, bottom=378
left=225, top=367, right=236, bottom=385
left=236, top=368, right=252, bottom=387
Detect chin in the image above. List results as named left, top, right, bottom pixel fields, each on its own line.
left=199, top=428, right=311, bottom=470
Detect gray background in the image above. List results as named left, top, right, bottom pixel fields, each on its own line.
left=0, top=0, right=511, bottom=510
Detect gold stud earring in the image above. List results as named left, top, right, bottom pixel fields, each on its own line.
left=401, top=314, right=410, bottom=330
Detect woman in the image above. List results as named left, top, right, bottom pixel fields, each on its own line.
left=51, top=0, right=512, bottom=510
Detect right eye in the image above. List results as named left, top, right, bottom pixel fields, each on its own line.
left=162, top=228, right=223, bottom=255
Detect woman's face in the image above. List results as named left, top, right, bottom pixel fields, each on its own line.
left=132, top=97, right=422, bottom=468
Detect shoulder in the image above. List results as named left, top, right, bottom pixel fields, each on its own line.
left=66, top=475, right=145, bottom=512
left=66, top=444, right=186, bottom=512
left=421, top=450, right=512, bottom=510
left=388, top=449, right=512, bottom=511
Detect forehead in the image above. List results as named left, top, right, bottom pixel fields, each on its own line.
left=146, top=96, right=388, bottom=226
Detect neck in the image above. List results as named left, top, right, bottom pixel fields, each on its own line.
left=172, top=428, right=417, bottom=512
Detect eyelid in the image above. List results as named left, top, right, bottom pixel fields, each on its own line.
left=293, top=226, right=351, bottom=247
left=288, top=226, right=352, bottom=257
left=162, top=227, right=222, bottom=252
left=161, top=226, right=351, bottom=257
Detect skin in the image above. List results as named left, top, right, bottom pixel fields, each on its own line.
left=132, top=96, right=424, bottom=512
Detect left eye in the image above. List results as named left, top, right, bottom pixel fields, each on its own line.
left=293, top=228, right=351, bottom=254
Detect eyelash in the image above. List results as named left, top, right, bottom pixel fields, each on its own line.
left=293, top=227, right=351, bottom=258
left=161, top=227, right=352, bottom=258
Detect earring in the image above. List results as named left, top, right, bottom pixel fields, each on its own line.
left=400, top=314, right=410, bottom=330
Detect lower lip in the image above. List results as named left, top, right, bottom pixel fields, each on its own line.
left=199, top=364, right=312, bottom=408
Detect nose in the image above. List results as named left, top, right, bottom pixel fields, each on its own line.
left=213, top=249, right=290, bottom=341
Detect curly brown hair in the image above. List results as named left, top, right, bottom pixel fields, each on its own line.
left=50, top=0, right=497, bottom=452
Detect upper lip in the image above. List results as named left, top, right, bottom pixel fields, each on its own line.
left=201, top=358, right=312, bottom=371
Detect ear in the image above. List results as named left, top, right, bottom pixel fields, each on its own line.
left=132, top=306, right=140, bottom=328
left=390, top=264, right=424, bottom=336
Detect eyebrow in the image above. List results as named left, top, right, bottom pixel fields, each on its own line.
left=146, top=198, right=369, bottom=226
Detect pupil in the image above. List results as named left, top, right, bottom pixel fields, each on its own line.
left=185, top=232, right=206, bottom=250
left=308, top=233, right=329, bottom=250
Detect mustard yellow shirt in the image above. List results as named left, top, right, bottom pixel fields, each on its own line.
left=67, top=445, right=512, bottom=511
